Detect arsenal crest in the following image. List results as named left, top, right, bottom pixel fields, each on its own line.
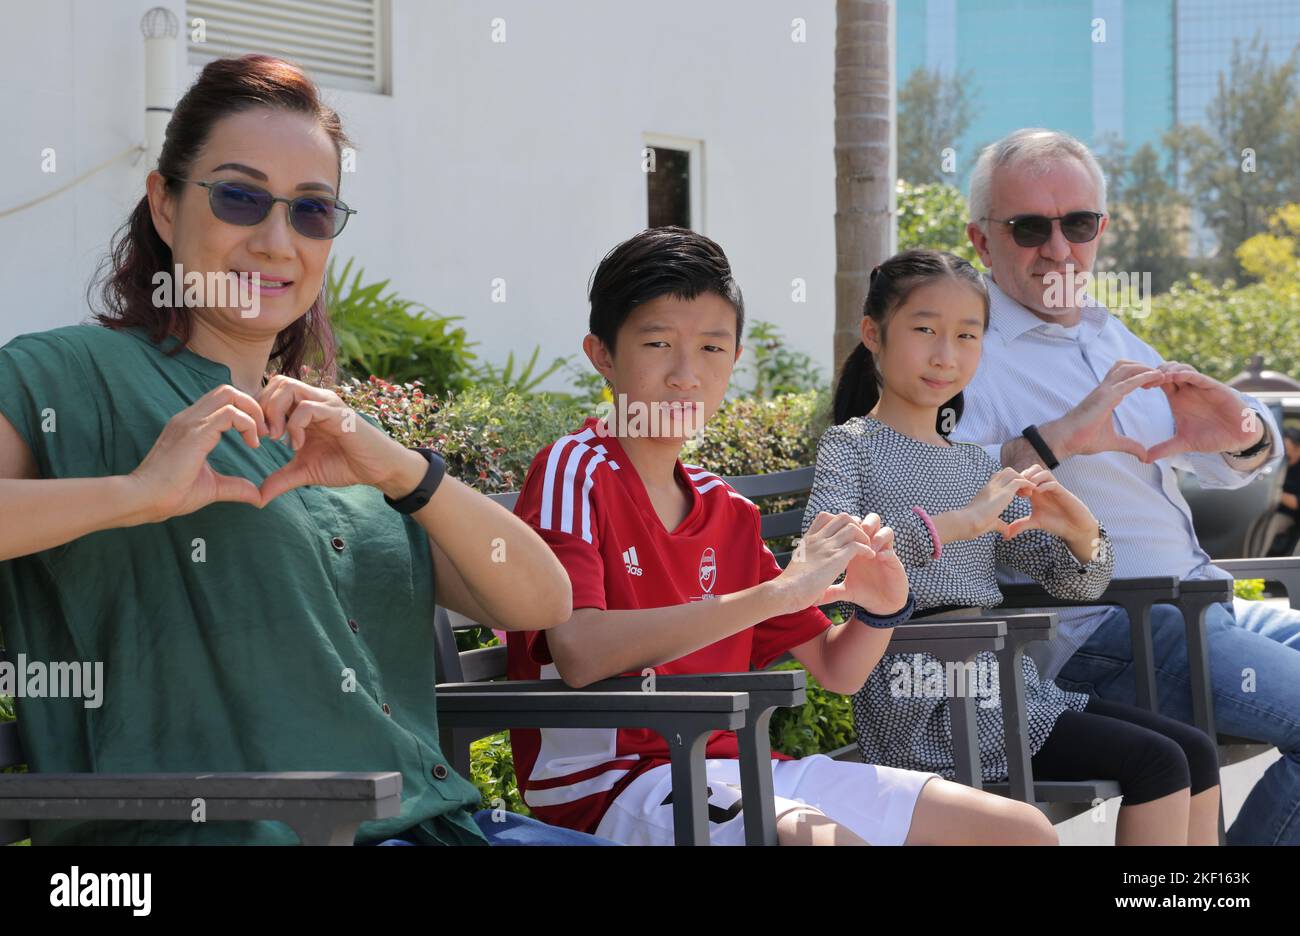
left=698, top=547, right=717, bottom=593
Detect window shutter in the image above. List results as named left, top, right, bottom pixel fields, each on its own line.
left=186, top=0, right=388, bottom=94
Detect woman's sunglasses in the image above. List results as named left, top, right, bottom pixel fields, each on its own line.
left=173, top=178, right=356, bottom=240
left=981, top=211, right=1104, bottom=248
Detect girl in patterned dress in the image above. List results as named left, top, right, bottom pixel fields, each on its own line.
left=804, top=249, right=1221, bottom=844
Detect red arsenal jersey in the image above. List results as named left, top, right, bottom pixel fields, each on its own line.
left=506, top=418, right=831, bottom=833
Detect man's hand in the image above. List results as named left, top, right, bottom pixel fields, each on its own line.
left=1144, top=362, right=1265, bottom=462
left=1037, top=360, right=1164, bottom=463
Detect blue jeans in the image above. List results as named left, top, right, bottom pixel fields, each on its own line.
left=375, top=810, right=620, bottom=846
left=1055, top=598, right=1300, bottom=845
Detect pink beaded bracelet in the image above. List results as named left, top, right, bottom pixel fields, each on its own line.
left=911, top=506, right=942, bottom=560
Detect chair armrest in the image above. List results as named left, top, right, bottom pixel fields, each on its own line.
left=438, top=690, right=748, bottom=846
left=437, top=689, right=748, bottom=727
left=889, top=619, right=1008, bottom=659
left=440, top=670, right=806, bottom=711
left=1215, top=557, right=1300, bottom=610
left=0, top=771, right=402, bottom=845
left=998, top=576, right=1180, bottom=608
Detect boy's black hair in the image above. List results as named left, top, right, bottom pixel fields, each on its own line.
left=587, top=226, right=745, bottom=353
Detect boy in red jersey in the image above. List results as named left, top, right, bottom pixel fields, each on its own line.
left=505, top=227, right=1056, bottom=845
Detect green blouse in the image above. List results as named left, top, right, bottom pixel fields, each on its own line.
left=0, top=324, right=486, bottom=845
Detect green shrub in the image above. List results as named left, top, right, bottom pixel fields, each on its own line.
left=681, top=390, right=830, bottom=477
left=469, top=732, right=528, bottom=815
left=767, top=660, right=858, bottom=759
left=734, top=321, right=827, bottom=399
left=335, top=376, right=590, bottom=494
left=1125, top=274, right=1300, bottom=382
left=896, top=179, right=980, bottom=263
left=327, top=258, right=477, bottom=394
left=1234, top=578, right=1266, bottom=601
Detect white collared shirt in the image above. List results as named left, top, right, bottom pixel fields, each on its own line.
left=949, top=276, right=1283, bottom=678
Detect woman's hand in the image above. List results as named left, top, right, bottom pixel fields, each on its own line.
left=126, top=383, right=267, bottom=523
left=256, top=375, right=422, bottom=504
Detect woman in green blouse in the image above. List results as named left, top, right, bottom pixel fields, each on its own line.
left=0, top=55, right=583, bottom=845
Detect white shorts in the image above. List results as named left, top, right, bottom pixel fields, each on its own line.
left=593, top=754, right=938, bottom=846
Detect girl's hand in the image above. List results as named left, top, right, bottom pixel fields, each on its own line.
left=828, top=513, right=911, bottom=615
left=127, top=384, right=267, bottom=523
left=1002, top=464, right=1099, bottom=543
left=256, top=375, right=420, bottom=504
left=954, top=467, right=1037, bottom=540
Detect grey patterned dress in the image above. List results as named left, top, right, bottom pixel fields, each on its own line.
left=803, top=416, right=1116, bottom=783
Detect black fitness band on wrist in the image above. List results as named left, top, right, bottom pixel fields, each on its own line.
left=384, top=448, right=447, bottom=514
left=1227, top=413, right=1271, bottom=459
left=853, top=593, right=916, bottom=629
left=1021, top=425, right=1060, bottom=469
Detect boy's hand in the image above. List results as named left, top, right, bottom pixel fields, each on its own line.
left=774, top=512, right=876, bottom=614
left=825, top=513, right=911, bottom=616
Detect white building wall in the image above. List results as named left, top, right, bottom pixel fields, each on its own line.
left=0, top=0, right=839, bottom=391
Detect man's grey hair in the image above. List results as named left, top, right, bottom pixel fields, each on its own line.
left=968, top=128, right=1108, bottom=229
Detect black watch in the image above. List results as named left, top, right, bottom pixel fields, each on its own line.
left=1227, top=415, right=1271, bottom=459
left=1021, top=425, right=1060, bottom=469
left=384, top=448, right=447, bottom=514
left=853, top=593, right=916, bottom=629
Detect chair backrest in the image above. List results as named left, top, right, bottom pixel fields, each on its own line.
left=723, top=466, right=815, bottom=567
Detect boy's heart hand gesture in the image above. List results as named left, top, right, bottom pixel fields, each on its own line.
left=833, top=512, right=911, bottom=615
left=957, top=467, right=1038, bottom=540
left=775, top=512, right=910, bottom=617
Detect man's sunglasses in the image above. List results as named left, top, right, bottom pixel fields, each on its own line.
left=980, top=211, right=1104, bottom=248
left=172, top=178, right=356, bottom=239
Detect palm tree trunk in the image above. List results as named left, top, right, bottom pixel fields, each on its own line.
left=834, top=0, right=894, bottom=387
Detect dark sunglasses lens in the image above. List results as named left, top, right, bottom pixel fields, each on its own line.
left=290, top=197, right=343, bottom=239
left=1061, top=212, right=1100, bottom=243
left=1010, top=216, right=1052, bottom=247
left=210, top=182, right=271, bottom=225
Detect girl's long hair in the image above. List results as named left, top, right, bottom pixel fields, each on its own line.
left=92, top=55, right=350, bottom=379
left=832, top=249, right=990, bottom=434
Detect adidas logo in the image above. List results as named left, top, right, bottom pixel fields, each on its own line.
left=622, top=546, right=644, bottom=576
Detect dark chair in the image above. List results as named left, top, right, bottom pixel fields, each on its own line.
left=0, top=648, right=403, bottom=846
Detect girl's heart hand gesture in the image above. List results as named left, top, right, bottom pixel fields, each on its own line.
left=1002, top=464, right=1098, bottom=541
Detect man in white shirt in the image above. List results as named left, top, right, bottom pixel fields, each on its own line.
left=949, top=128, right=1300, bottom=845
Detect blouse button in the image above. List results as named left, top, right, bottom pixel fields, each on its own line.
left=331, top=536, right=346, bottom=552
left=348, top=618, right=359, bottom=634
left=431, top=764, right=449, bottom=780
left=381, top=703, right=391, bottom=716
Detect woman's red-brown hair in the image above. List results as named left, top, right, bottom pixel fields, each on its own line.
left=93, top=54, right=349, bottom=379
